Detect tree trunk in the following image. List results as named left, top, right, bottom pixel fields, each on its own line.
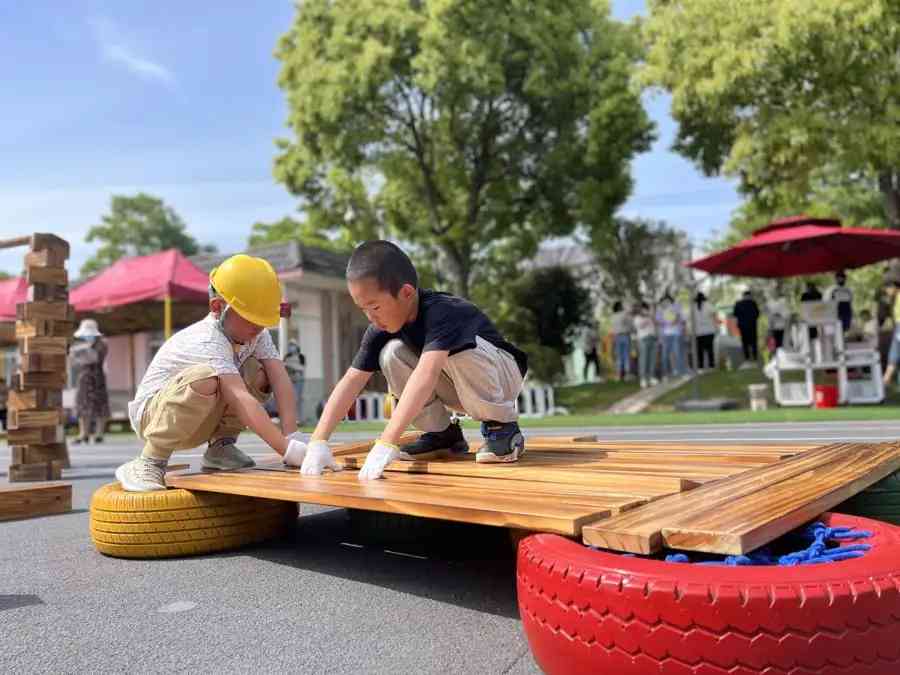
left=878, top=171, right=900, bottom=229
left=441, top=244, right=471, bottom=298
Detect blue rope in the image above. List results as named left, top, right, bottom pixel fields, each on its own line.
left=662, top=522, right=872, bottom=566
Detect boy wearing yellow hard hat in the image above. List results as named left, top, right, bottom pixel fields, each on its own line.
left=115, top=254, right=332, bottom=491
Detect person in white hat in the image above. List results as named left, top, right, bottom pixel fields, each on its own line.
left=70, top=318, right=110, bottom=443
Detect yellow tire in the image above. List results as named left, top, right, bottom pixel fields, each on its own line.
left=89, top=482, right=297, bottom=559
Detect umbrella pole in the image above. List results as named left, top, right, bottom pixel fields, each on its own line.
left=164, top=294, right=172, bottom=340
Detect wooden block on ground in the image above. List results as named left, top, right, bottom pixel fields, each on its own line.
left=581, top=442, right=863, bottom=554
left=0, top=483, right=72, bottom=517
left=7, top=408, right=63, bottom=429
left=17, top=319, right=77, bottom=339
left=26, top=265, right=68, bottom=286
left=16, top=301, right=72, bottom=322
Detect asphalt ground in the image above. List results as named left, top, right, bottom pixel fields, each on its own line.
left=3, top=420, right=900, bottom=673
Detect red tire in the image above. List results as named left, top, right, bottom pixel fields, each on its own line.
left=517, top=513, right=900, bottom=675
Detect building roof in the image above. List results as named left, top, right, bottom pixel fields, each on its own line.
left=190, top=240, right=349, bottom=278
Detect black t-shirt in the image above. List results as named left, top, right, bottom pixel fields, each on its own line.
left=733, top=298, right=760, bottom=327
left=351, top=289, right=528, bottom=376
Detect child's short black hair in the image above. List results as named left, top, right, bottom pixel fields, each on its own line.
left=346, top=240, right=418, bottom=296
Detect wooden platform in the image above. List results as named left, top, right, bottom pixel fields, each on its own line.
left=165, top=435, right=863, bottom=550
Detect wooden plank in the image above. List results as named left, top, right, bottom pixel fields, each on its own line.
left=661, top=443, right=900, bottom=554
left=16, top=301, right=71, bottom=322
left=167, top=470, right=609, bottom=536
left=25, top=266, right=67, bottom=286
left=336, top=453, right=699, bottom=496
left=18, top=352, right=68, bottom=373
left=12, top=444, right=69, bottom=464
left=581, top=442, right=860, bottom=554
left=331, top=433, right=422, bottom=457
left=7, top=409, right=63, bottom=430
left=525, top=439, right=809, bottom=456
left=0, top=483, right=71, bottom=516
left=8, top=388, right=62, bottom=410
left=8, top=463, right=52, bottom=482
left=24, top=247, right=67, bottom=269
left=18, top=370, right=67, bottom=389
left=6, top=424, right=64, bottom=445
left=16, top=319, right=76, bottom=339
left=0, top=235, right=32, bottom=250
left=21, top=336, right=69, bottom=355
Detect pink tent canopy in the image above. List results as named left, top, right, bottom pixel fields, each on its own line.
left=0, top=276, right=28, bottom=321
left=70, top=249, right=209, bottom=312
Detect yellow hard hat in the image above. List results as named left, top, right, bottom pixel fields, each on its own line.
left=209, top=254, right=281, bottom=327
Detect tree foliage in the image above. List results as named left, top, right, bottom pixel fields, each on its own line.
left=274, top=0, right=653, bottom=297
left=490, top=266, right=591, bottom=384
left=592, top=218, right=689, bottom=305
left=248, top=216, right=353, bottom=253
left=81, top=193, right=214, bottom=277
left=643, top=0, right=900, bottom=226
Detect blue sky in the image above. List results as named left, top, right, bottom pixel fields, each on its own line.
left=0, top=1, right=740, bottom=277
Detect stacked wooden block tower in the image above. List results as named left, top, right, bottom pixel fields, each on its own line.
left=2, top=234, right=74, bottom=482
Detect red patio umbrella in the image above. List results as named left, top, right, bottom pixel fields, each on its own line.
left=688, top=216, right=900, bottom=278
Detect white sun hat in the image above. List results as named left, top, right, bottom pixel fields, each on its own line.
left=74, top=318, right=103, bottom=339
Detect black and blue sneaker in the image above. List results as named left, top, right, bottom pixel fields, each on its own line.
left=398, top=419, right=469, bottom=460
left=476, top=421, right=525, bottom=463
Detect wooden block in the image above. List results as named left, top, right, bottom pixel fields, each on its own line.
left=13, top=443, right=69, bottom=464
left=18, top=352, right=67, bottom=373
left=0, top=235, right=33, bottom=250
left=24, top=248, right=68, bottom=268
left=8, top=388, right=62, bottom=410
left=0, top=322, right=13, bottom=343
left=0, top=483, right=71, bottom=520
left=7, top=409, right=63, bottom=429
left=30, top=234, right=70, bottom=258
left=48, top=460, right=64, bottom=481
left=16, top=301, right=71, bottom=322
left=16, top=319, right=76, bottom=339
left=26, top=266, right=68, bottom=286
left=18, top=370, right=68, bottom=389
left=27, top=283, right=68, bottom=303
left=6, top=424, right=64, bottom=445
left=8, top=463, right=51, bottom=482
left=21, top=336, right=69, bottom=355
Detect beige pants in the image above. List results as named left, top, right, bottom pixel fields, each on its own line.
left=139, top=358, right=271, bottom=461
left=380, top=337, right=523, bottom=432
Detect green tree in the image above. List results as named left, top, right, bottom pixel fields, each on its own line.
left=642, top=0, right=900, bottom=226
left=248, top=216, right=353, bottom=252
left=0, top=271, right=11, bottom=280
left=273, top=0, right=653, bottom=298
left=592, top=218, right=689, bottom=305
left=491, top=266, right=591, bottom=384
left=81, top=193, right=215, bottom=277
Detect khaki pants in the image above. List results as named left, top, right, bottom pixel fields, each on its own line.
left=380, top=337, right=523, bottom=432
left=139, top=358, right=271, bottom=461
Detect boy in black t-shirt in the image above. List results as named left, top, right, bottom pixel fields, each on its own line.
left=290, top=240, right=528, bottom=481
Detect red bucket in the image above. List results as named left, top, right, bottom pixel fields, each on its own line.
left=814, top=384, right=839, bottom=408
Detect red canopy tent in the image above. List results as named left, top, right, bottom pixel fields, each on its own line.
left=69, top=249, right=210, bottom=337
left=688, top=216, right=900, bottom=278
left=0, top=276, right=28, bottom=322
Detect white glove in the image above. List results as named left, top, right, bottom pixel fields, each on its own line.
left=300, top=440, right=342, bottom=476
left=357, top=441, right=401, bottom=481
left=283, top=439, right=307, bottom=467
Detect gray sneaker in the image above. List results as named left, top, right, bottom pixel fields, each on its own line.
left=115, top=457, right=167, bottom=492
left=202, top=438, right=256, bottom=470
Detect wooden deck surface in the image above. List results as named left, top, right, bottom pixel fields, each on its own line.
left=167, top=436, right=830, bottom=545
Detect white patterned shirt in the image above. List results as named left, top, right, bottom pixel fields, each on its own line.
left=128, top=314, right=280, bottom=434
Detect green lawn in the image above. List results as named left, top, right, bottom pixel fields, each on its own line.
left=553, top=379, right=641, bottom=415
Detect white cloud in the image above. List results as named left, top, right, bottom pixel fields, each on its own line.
left=89, top=17, right=174, bottom=86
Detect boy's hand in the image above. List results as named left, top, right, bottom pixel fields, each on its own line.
left=357, top=440, right=400, bottom=481
left=283, top=439, right=307, bottom=467
left=300, top=440, right=342, bottom=476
